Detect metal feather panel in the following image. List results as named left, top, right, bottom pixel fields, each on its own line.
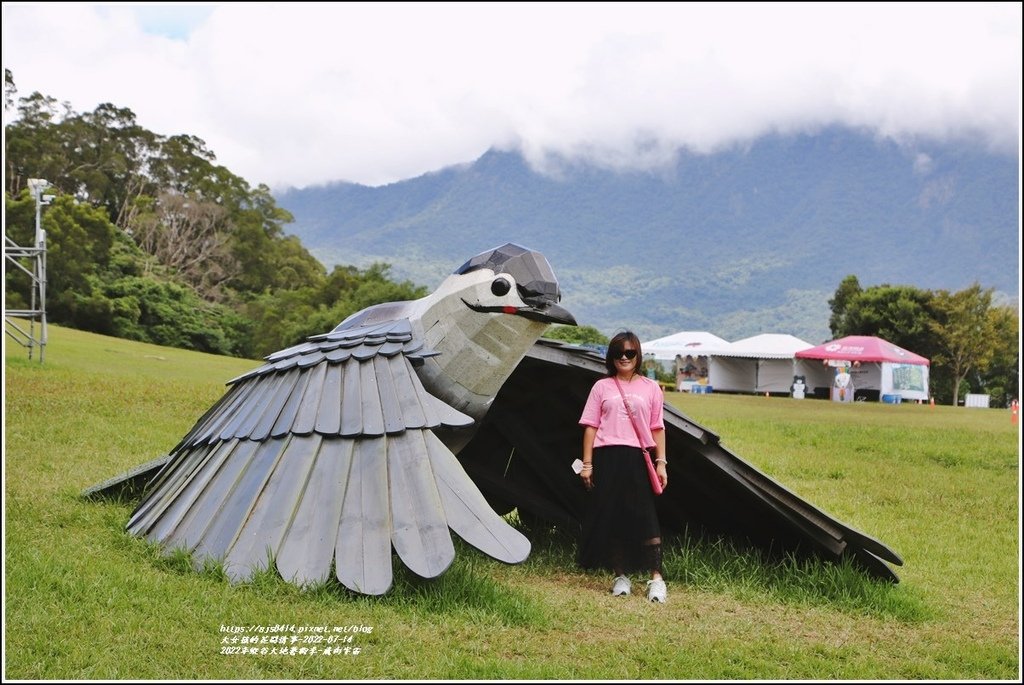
left=232, top=371, right=297, bottom=440
left=424, top=430, right=530, bottom=564
left=314, top=363, right=345, bottom=435
left=127, top=442, right=219, bottom=536
left=217, top=378, right=281, bottom=442
left=373, top=356, right=406, bottom=434
left=359, top=360, right=386, bottom=437
left=269, top=366, right=317, bottom=439
left=223, top=435, right=323, bottom=581
left=387, top=431, right=455, bottom=578
left=276, top=437, right=353, bottom=586
left=249, top=368, right=303, bottom=442
left=189, top=382, right=258, bottom=446
left=291, top=362, right=328, bottom=435
left=340, top=359, right=364, bottom=436
left=159, top=439, right=261, bottom=553
left=335, top=437, right=392, bottom=595
left=190, top=438, right=289, bottom=565
left=388, top=354, right=427, bottom=429
left=173, top=386, right=245, bottom=451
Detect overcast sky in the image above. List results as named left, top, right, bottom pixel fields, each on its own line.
left=3, top=2, right=1020, bottom=189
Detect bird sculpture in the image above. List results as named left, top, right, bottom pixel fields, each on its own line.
left=87, top=243, right=902, bottom=595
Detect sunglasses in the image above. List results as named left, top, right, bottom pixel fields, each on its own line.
left=615, top=349, right=638, bottom=360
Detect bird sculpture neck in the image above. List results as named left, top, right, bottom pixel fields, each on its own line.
left=407, top=274, right=549, bottom=423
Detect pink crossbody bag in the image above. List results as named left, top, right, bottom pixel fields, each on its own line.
left=612, top=377, right=664, bottom=496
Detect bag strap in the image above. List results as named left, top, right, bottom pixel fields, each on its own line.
left=612, top=377, right=649, bottom=450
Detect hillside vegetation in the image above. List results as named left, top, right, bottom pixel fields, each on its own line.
left=276, top=130, right=1019, bottom=343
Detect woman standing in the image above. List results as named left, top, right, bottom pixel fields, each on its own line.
left=578, top=331, right=669, bottom=602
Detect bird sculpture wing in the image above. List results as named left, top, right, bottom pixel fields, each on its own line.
left=454, top=339, right=904, bottom=583
left=122, top=318, right=529, bottom=595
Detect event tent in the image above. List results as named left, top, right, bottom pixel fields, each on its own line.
left=643, top=331, right=731, bottom=379
left=795, top=335, right=930, bottom=401
left=708, top=334, right=815, bottom=394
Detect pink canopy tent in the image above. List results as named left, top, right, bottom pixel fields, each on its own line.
left=795, top=335, right=930, bottom=366
left=795, top=336, right=930, bottom=401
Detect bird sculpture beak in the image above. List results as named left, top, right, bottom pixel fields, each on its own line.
left=461, top=298, right=577, bottom=325
left=516, top=301, right=577, bottom=325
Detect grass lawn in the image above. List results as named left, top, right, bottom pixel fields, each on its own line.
left=4, top=324, right=1020, bottom=679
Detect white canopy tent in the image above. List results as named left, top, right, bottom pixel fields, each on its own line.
left=707, top=333, right=815, bottom=394
left=642, top=331, right=731, bottom=383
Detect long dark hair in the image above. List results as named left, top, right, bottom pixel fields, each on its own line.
left=605, top=330, right=643, bottom=376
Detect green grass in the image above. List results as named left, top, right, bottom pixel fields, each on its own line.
left=5, top=324, right=1020, bottom=679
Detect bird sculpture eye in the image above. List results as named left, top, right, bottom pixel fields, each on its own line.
left=491, top=277, right=512, bottom=296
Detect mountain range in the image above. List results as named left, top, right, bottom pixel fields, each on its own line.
left=274, top=127, right=1020, bottom=343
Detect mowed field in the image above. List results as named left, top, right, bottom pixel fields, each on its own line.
left=4, top=324, right=1020, bottom=680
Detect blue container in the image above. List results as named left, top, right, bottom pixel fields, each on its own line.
left=881, top=394, right=902, bottom=404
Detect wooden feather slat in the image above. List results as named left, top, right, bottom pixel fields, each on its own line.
left=360, top=359, right=385, bottom=437
left=335, top=437, right=392, bottom=595
left=159, top=439, right=260, bottom=553
left=372, top=356, right=405, bottom=434
left=314, top=363, right=344, bottom=435
left=387, top=355, right=426, bottom=429
left=388, top=432, right=455, bottom=578
left=249, top=368, right=303, bottom=442
left=222, top=435, right=323, bottom=582
left=276, top=437, right=354, bottom=586
left=339, top=359, right=363, bottom=437
left=291, top=362, right=328, bottom=435
left=191, top=437, right=291, bottom=564
left=424, top=431, right=530, bottom=563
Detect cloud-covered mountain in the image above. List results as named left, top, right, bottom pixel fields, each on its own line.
left=276, top=127, right=1019, bottom=343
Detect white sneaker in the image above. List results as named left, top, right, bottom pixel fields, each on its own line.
left=611, top=575, right=632, bottom=596
left=646, top=579, right=667, bottom=603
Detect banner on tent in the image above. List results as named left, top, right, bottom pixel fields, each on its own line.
left=882, top=363, right=930, bottom=401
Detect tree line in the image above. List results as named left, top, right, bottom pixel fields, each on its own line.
left=4, top=71, right=425, bottom=359
left=5, top=72, right=1017, bottom=406
left=551, top=286, right=1019, bottom=408
left=828, top=276, right=1017, bottom=407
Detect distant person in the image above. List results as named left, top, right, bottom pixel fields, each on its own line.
left=577, top=331, right=668, bottom=602
left=833, top=365, right=854, bottom=402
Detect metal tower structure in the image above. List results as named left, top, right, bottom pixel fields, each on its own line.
left=4, top=178, right=53, bottom=362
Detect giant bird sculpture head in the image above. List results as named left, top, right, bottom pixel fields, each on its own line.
left=334, top=244, right=575, bottom=422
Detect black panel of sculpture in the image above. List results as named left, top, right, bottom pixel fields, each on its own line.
left=86, top=243, right=901, bottom=594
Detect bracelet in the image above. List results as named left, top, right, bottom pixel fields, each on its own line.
left=654, top=458, right=667, bottom=464
left=580, top=464, right=593, bottom=471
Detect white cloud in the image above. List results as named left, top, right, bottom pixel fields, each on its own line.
left=3, top=2, right=1020, bottom=188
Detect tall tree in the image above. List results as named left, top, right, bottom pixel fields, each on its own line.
left=975, top=305, right=1020, bottom=408
left=543, top=324, right=609, bottom=345
left=5, top=68, right=15, bottom=111
left=832, top=284, right=937, bottom=359
left=131, top=191, right=238, bottom=301
left=828, top=274, right=862, bottom=337
left=929, top=283, right=999, bottom=406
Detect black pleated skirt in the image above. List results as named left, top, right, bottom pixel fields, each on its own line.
left=577, top=444, right=661, bottom=573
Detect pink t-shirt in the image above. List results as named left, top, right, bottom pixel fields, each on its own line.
left=579, top=376, right=665, bottom=448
